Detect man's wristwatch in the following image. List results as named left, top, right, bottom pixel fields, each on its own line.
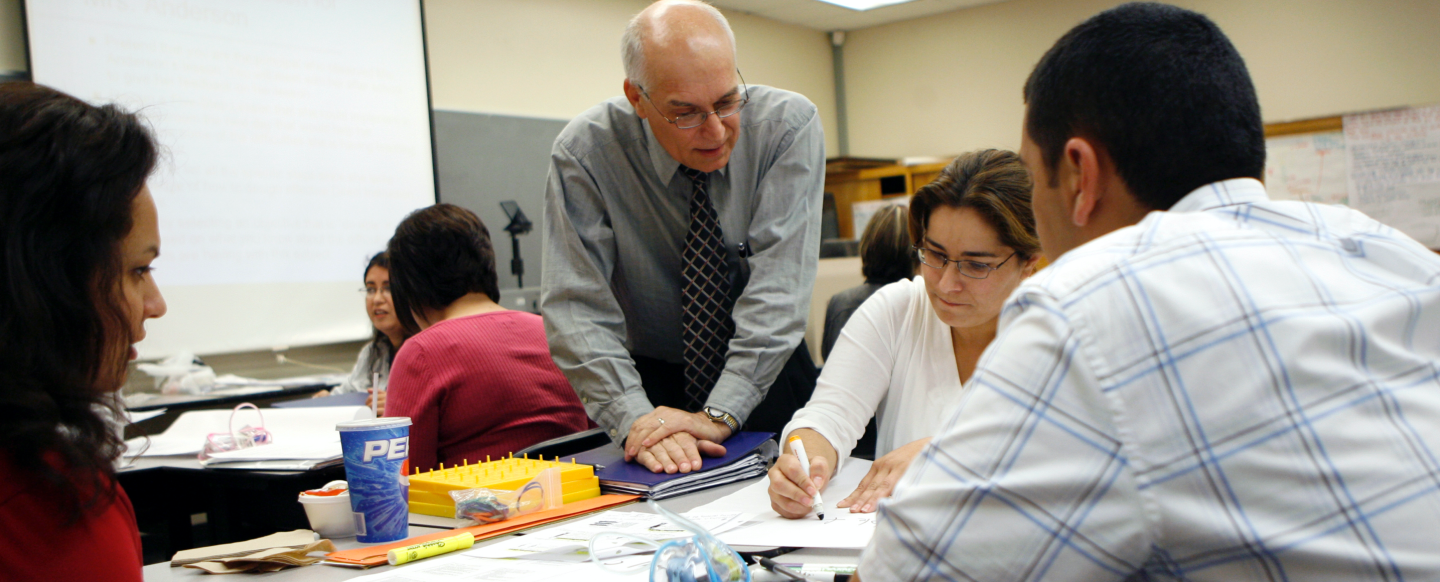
left=702, top=406, right=740, bottom=434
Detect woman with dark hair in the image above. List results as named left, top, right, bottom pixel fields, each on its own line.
left=383, top=204, right=591, bottom=472
left=820, top=204, right=918, bottom=361
left=0, top=83, right=166, bottom=580
left=769, top=149, right=1040, bottom=518
left=322, top=251, right=406, bottom=410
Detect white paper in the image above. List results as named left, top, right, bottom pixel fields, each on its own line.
left=1264, top=131, right=1349, bottom=205
left=212, top=373, right=348, bottom=389
left=125, top=409, right=166, bottom=425
left=123, top=405, right=372, bottom=457
left=343, top=553, right=649, bottom=582
left=692, top=460, right=878, bottom=549
left=201, top=435, right=342, bottom=462
left=1345, top=105, right=1440, bottom=248
left=465, top=511, right=750, bottom=561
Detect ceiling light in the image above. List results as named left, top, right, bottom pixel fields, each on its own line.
left=814, top=0, right=919, bottom=11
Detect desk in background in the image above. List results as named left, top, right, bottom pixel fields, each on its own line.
left=122, top=453, right=347, bottom=564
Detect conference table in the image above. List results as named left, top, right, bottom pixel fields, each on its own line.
left=140, top=470, right=864, bottom=581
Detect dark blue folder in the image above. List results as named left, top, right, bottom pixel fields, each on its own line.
left=566, top=431, right=777, bottom=499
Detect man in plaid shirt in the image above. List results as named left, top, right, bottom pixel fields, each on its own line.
left=860, top=3, right=1440, bottom=580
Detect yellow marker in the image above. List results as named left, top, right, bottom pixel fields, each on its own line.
left=386, top=532, right=475, bottom=566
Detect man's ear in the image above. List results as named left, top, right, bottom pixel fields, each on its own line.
left=623, top=79, right=647, bottom=119
left=1064, top=137, right=1103, bottom=228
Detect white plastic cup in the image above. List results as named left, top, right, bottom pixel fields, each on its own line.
left=299, top=490, right=357, bottom=539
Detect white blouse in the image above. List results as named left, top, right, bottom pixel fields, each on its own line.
left=782, top=276, right=963, bottom=467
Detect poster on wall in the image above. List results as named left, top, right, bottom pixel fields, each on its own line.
left=1264, top=131, right=1349, bottom=205
left=1345, top=105, right=1440, bottom=248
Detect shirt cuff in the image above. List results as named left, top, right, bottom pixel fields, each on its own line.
left=780, top=419, right=848, bottom=474
left=705, top=373, right=764, bottom=428
left=596, top=391, right=656, bottom=446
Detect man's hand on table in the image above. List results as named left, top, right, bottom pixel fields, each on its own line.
left=624, top=406, right=731, bottom=473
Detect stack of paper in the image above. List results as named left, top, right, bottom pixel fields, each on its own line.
left=337, top=509, right=750, bottom=582
left=212, top=373, right=348, bottom=389
left=464, top=510, right=750, bottom=562
left=568, top=432, right=777, bottom=499
left=124, top=405, right=373, bottom=470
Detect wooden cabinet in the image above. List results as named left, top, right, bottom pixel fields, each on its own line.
left=907, top=161, right=950, bottom=191
left=824, top=157, right=954, bottom=238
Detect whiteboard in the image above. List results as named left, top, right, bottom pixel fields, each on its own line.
left=25, top=0, right=437, bottom=357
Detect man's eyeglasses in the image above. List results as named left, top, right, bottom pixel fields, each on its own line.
left=914, top=247, right=1018, bottom=280
left=639, top=71, right=749, bottom=130
left=362, top=286, right=391, bottom=297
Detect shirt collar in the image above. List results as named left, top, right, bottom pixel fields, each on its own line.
left=642, top=118, right=730, bottom=186
left=1167, top=178, right=1269, bottom=213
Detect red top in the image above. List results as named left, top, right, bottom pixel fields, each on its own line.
left=386, top=310, right=593, bottom=471
left=0, top=450, right=144, bottom=581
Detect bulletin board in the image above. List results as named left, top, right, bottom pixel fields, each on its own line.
left=1263, top=105, right=1440, bottom=249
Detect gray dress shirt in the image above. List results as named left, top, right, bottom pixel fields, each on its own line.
left=541, top=85, right=824, bottom=443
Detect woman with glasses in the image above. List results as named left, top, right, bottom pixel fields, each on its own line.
left=769, top=149, right=1040, bottom=519
left=319, top=251, right=406, bottom=412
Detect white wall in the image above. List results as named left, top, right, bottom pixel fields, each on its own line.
left=0, top=0, right=837, bottom=150
left=7, top=0, right=1440, bottom=160
left=842, top=0, right=1440, bottom=158
left=423, top=0, right=838, bottom=155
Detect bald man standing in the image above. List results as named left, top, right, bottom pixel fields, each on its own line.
left=541, top=0, right=823, bottom=474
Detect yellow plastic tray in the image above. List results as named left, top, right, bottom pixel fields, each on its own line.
left=407, top=454, right=601, bottom=518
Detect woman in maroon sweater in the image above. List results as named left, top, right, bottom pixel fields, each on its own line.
left=0, top=83, right=167, bottom=580
left=383, top=204, right=592, bottom=471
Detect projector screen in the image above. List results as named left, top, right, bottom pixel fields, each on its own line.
left=25, top=0, right=437, bottom=358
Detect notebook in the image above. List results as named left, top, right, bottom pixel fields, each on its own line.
left=566, top=431, right=777, bottom=499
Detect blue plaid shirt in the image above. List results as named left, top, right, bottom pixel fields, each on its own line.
left=861, top=178, right=1440, bottom=581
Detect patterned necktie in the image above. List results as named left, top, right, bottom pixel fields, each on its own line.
left=679, top=166, right=735, bottom=412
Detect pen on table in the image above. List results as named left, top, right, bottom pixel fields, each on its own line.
left=777, top=562, right=856, bottom=582
left=785, top=435, right=825, bottom=520
left=753, top=555, right=807, bottom=581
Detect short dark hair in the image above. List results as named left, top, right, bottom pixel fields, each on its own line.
left=859, top=204, right=916, bottom=284
left=909, top=149, right=1041, bottom=261
left=0, top=82, right=158, bottom=522
left=387, top=204, right=501, bottom=335
left=1023, top=2, right=1265, bottom=210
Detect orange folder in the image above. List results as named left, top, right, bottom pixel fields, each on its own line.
left=324, top=494, right=641, bottom=567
